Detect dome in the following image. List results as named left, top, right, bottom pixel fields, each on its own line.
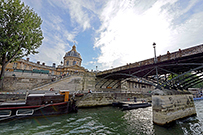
left=65, top=45, right=81, bottom=59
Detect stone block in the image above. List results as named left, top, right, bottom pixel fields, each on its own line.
left=152, top=94, right=196, bottom=126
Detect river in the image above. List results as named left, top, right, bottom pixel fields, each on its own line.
left=0, top=100, right=202, bottom=135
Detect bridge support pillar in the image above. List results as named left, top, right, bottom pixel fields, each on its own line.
left=152, top=94, right=196, bottom=126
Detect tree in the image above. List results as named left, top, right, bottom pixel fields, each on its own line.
left=0, top=0, right=43, bottom=90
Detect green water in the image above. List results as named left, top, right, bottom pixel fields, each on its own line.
left=0, top=100, right=203, bottom=135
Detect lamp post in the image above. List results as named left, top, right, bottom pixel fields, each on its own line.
left=96, top=66, right=98, bottom=75
left=153, top=42, right=159, bottom=88
left=153, top=42, right=157, bottom=63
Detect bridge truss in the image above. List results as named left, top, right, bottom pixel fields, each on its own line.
left=96, top=45, right=203, bottom=90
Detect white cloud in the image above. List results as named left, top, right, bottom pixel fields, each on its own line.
left=30, top=32, right=70, bottom=66
left=21, top=0, right=203, bottom=71
left=47, top=0, right=97, bottom=31
left=94, top=0, right=203, bottom=70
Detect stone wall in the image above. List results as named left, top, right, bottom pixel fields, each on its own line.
left=3, top=71, right=152, bottom=96
left=2, top=71, right=96, bottom=92
left=75, top=92, right=151, bottom=107
left=83, top=73, right=96, bottom=91
left=3, top=77, right=52, bottom=91
left=152, top=94, right=196, bottom=126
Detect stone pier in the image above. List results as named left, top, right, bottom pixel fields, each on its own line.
left=152, top=94, right=196, bottom=126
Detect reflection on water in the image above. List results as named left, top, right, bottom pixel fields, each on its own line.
left=123, top=107, right=154, bottom=134
left=0, top=100, right=203, bottom=135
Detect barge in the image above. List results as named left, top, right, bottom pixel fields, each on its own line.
left=0, top=90, right=77, bottom=122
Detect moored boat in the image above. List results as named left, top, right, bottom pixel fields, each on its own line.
left=193, top=96, right=203, bottom=101
left=112, top=100, right=151, bottom=110
left=0, top=90, right=77, bottom=122
left=121, top=102, right=151, bottom=110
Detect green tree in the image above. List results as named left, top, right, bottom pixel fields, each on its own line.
left=0, top=0, right=43, bottom=90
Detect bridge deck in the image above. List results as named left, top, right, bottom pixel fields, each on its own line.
left=96, top=44, right=203, bottom=90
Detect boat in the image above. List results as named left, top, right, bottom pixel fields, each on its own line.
left=75, top=93, right=84, bottom=97
left=188, top=88, right=203, bottom=101
left=193, top=96, right=203, bottom=101
left=121, top=102, right=151, bottom=110
left=112, top=100, right=151, bottom=110
left=0, top=90, right=77, bottom=122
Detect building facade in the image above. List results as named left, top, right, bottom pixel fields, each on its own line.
left=0, top=45, right=86, bottom=76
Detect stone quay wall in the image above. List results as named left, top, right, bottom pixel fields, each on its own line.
left=152, top=94, right=196, bottom=126
left=3, top=71, right=152, bottom=95
left=3, top=71, right=53, bottom=91
left=75, top=92, right=151, bottom=108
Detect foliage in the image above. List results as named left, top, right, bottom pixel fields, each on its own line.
left=0, top=0, right=43, bottom=90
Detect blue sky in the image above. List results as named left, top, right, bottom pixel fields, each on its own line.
left=21, top=0, right=203, bottom=71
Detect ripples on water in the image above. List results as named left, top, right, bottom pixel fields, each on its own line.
left=0, top=100, right=203, bottom=135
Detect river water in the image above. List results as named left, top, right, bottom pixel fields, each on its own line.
left=0, top=100, right=202, bottom=135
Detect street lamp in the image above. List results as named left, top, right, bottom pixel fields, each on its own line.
left=153, top=42, right=157, bottom=63
left=96, top=66, right=98, bottom=75
left=153, top=42, right=159, bottom=87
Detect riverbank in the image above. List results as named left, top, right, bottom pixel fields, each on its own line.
left=0, top=90, right=151, bottom=108
left=73, top=92, right=151, bottom=108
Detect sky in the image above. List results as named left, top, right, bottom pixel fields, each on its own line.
left=21, top=0, right=203, bottom=71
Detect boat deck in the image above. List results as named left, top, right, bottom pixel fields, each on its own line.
left=0, top=101, right=26, bottom=106
left=121, top=101, right=143, bottom=104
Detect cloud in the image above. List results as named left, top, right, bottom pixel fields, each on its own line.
left=94, top=0, right=203, bottom=70
left=47, top=0, right=98, bottom=31
left=21, top=0, right=203, bottom=71
left=30, top=32, right=70, bottom=66
left=29, top=12, right=76, bottom=65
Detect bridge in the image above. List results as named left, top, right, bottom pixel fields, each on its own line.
left=96, top=44, right=203, bottom=90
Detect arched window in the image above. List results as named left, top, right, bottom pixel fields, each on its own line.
left=66, top=61, right=69, bottom=66
left=73, top=61, right=76, bottom=65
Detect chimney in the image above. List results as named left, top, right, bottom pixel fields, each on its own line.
left=37, top=61, right=40, bottom=64
left=26, top=58, right=29, bottom=61
left=42, top=63, right=45, bottom=66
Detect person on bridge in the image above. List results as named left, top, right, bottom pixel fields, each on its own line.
left=88, top=89, right=92, bottom=93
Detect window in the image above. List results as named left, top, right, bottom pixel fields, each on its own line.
left=52, top=71, right=55, bottom=75
left=16, top=109, right=34, bottom=116
left=73, top=61, right=76, bottom=65
left=0, top=110, right=11, bottom=117
left=66, top=61, right=69, bottom=66
left=24, top=65, right=27, bottom=69
left=13, top=63, right=18, bottom=69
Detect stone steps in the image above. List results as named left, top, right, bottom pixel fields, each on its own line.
left=32, top=75, right=83, bottom=91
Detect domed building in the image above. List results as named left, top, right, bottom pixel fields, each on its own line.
left=55, top=45, right=86, bottom=76
left=64, top=45, right=82, bottom=67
